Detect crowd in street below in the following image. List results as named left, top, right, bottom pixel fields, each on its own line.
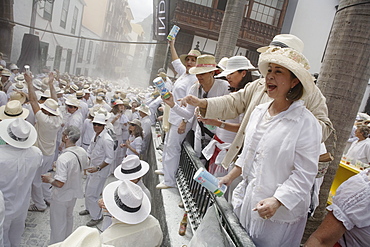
left=0, top=34, right=369, bottom=247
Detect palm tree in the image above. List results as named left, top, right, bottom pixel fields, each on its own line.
left=214, top=0, right=245, bottom=61
left=302, top=0, right=370, bottom=242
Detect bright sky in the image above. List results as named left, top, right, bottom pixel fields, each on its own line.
left=128, top=0, right=153, bottom=23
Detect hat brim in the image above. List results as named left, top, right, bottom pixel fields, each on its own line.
left=0, top=106, right=29, bottom=120
left=215, top=66, right=259, bottom=78
left=40, top=104, right=60, bottom=116
left=137, top=108, right=151, bottom=116
left=189, top=66, right=218, bottom=75
left=114, top=160, right=149, bottom=180
left=103, top=181, right=151, bottom=224
left=0, top=119, right=37, bottom=148
left=258, top=52, right=314, bottom=97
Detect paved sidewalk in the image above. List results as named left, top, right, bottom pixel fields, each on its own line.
left=21, top=175, right=117, bottom=247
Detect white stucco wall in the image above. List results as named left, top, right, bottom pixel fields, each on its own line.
left=288, top=0, right=340, bottom=74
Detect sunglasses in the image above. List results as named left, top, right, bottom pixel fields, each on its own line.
left=93, top=123, right=104, bottom=127
left=129, top=123, right=136, bottom=126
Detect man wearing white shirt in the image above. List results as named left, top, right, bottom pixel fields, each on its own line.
left=25, top=73, right=63, bottom=212
left=79, top=114, right=114, bottom=227
left=0, top=118, right=43, bottom=247
left=42, top=126, right=88, bottom=244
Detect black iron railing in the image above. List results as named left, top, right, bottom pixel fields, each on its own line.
left=176, top=141, right=255, bottom=247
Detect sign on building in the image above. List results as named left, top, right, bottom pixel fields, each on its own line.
left=153, top=0, right=169, bottom=41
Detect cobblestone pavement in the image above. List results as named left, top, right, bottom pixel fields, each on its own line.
left=21, top=175, right=117, bottom=247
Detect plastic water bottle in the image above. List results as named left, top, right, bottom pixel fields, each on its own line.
left=153, top=77, right=171, bottom=99
left=193, top=167, right=227, bottom=197
left=167, top=25, right=180, bottom=41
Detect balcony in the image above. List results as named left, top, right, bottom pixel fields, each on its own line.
left=173, top=1, right=281, bottom=50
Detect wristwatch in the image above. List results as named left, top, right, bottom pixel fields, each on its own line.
left=96, top=166, right=101, bottom=171
left=220, top=122, right=226, bottom=129
left=182, top=118, right=188, bottom=123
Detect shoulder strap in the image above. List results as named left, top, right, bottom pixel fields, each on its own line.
left=66, top=150, right=82, bottom=171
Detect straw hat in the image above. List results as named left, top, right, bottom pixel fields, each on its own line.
left=92, top=113, right=107, bottom=125
left=0, top=118, right=37, bottom=149
left=40, top=99, right=60, bottom=116
left=257, top=34, right=304, bottom=53
left=33, top=79, right=43, bottom=90
left=114, top=155, right=149, bottom=181
left=9, top=64, right=19, bottom=70
left=258, top=47, right=314, bottom=96
left=40, top=89, right=51, bottom=99
left=70, top=84, right=79, bottom=92
left=113, top=99, right=124, bottom=106
left=179, top=49, right=201, bottom=65
left=216, top=56, right=258, bottom=78
left=15, top=74, right=25, bottom=83
left=122, top=98, right=130, bottom=106
left=76, top=90, right=85, bottom=98
left=189, top=55, right=219, bottom=75
left=137, top=104, right=151, bottom=116
left=0, top=100, right=29, bottom=120
left=129, top=119, right=141, bottom=127
left=65, top=96, right=80, bottom=108
left=217, top=57, right=229, bottom=71
left=1, top=69, right=11, bottom=77
left=48, top=226, right=113, bottom=247
left=9, top=91, right=28, bottom=105
left=103, top=180, right=151, bottom=224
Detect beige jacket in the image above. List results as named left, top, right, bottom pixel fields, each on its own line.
left=205, top=78, right=333, bottom=168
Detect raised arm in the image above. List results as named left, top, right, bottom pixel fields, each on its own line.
left=48, top=72, right=57, bottom=101
left=169, top=39, right=179, bottom=61
left=24, top=72, right=40, bottom=113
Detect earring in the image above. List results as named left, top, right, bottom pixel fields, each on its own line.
left=286, top=88, right=293, bottom=101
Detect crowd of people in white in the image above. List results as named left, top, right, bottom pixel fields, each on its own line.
left=0, top=33, right=369, bottom=247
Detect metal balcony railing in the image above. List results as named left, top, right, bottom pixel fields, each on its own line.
left=176, top=141, right=255, bottom=247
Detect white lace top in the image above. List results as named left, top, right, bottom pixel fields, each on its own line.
left=327, top=168, right=370, bottom=247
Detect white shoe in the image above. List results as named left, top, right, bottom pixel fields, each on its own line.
left=154, top=169, right=164, bottom=175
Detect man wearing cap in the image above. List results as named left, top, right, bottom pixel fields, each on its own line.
left=8, top=64, right=19, bottom=83
left=0, top=118, right=43, bottom=247
left=41, top=126, right=88, bottom=244
left=182, top=34, right=333, bottom=170
left=100, top=180, right=163, bottom=247
left=80, top=113, right=114, bottom=227
left=24, top=72, right=64, bottom=212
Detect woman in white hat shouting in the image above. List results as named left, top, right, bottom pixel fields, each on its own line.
left=218, top=47, right=321, bottom=247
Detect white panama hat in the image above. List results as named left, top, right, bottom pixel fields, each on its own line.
left=114, top=155, right=149, bottom=181
left=257, top=34, right=304, bottom=53
left=40, top=98, right=60, bottom=116
left=215, top=56, right=258, bottom=78
left=103, top=180, right=151, bottom=224
left=136, top=104, right=151, bottom=116
left=92, top=113, right=107, bottom=125
left=0, top=100, right=29, bottom=120
left=0, top=118, right=37, bottom=149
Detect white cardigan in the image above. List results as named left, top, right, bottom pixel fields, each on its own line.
left=235, top=100, right=321, bottom=222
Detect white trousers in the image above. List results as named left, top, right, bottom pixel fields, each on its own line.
left=162, top=123, right=192, bottom=187
left=31, top=154, right=54, bottom=209
left=3, top=210, right=28, bottom=247
left=49, top=198, right=77, bottom=244
left=85, top=172, right=106, bottom=220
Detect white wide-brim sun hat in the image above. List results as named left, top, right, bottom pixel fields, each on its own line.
left=114, top=155, right=149, bottom=180
left=0, top=118, right=37, bottom=149
left=40, top=98, right=60, bottom=116
left=258, top=47, right=315, bottom=97
left=215, top=56, right=258, bottom=78
left=103, top=180, right=151, bottom=225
